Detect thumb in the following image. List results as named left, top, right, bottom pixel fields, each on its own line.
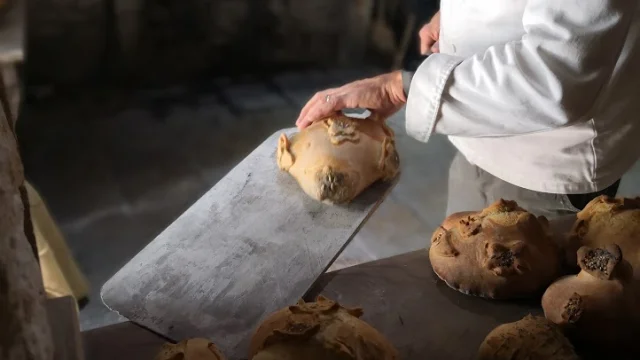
left=369, top=107, right=400, bottom=123
left=431, top=41, right=440, bottom=53
left=420, top=37, right=434, bottom=55
left=369, top=110, right=391, bottom=123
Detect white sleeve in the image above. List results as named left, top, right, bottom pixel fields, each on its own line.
left=404, top=0, right=636, bottom=142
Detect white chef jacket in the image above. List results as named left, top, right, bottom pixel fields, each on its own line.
left=405, top=0, right=640, bottom=194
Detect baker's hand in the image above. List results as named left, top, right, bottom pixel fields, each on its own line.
left=419, top=11, right=440, bottom=55
left=295, top=71, right=406, bottom=129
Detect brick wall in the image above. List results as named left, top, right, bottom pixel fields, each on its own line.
left=27, top=0, right=380, bottom=86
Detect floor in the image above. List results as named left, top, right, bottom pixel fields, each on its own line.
left=18, top=67, right=640, bottom=331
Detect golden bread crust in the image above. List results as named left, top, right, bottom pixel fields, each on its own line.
left=567, top=195, right=640, bottom=277
left=541, top=244, right=640, bottom=355
left=249, top=296, right=398, bottom=360
left=429, top=199, right=562, bottom=299
left=276, top=115, right=399, bottom=204
left=477, top=315, right=579, bottom=360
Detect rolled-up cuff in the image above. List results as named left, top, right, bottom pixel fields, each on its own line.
left=405, top=54, right=463, bottom=143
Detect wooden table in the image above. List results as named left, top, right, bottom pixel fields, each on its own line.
left=88, top=250, right=545, bottom=360
left=307, top=250, right=544, bottom=360
left=83, top=322, right=169, bottom=360
left=307, top=249, right=618, bottom=360
left=90, top=247, right=631, bottom=359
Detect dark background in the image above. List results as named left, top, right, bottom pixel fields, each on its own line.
left=25, top=0, right=438, bottom=88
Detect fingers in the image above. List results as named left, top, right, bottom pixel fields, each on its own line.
left=296, top=89, right=335, bottom=127
left=296, top=91, right=325, bottom=126
left=295, top=75, right=395, bottom=129
left=418, top=25, right=435, bottom=55
left=296, top=91, right=344, bottom=129
left=431, top=41, right=440, bottom=54
left=420, top=37, right=439, bottom=55
left=296, top=90, right=343, bottom=129
left=302, top=98, right=342, bottom=129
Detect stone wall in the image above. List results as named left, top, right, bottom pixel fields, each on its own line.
left=27, top=0, right=382, bottom=86
left=0, top=62, right=54, bottom=360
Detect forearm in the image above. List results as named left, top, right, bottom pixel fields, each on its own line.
left=405, top=0, right=636, bottom=142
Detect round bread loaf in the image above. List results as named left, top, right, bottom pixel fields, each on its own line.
left=249, top=296, right=398, bottom=360
left=276, top=114, right=399, bottom=204
left=567, top=195, right=640, bottom=278
left=429, top=199, right=563, bottom=299
left=477, top=315, right=579, bottom=360
left=542, top=244, right=640, bottom=356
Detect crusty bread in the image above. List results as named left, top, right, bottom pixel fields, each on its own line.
left=155, top=338, right=226, bottom=360
left=277, top=115, right=399, bottom=204
left=542, top=244, right=640, bottom=356
left=477, top=315, right=579, bottom=360
left=429, top=199, right=563, bottom=299
left=566, top=195, right=640, bottom=278
left=249, top=296, right=398, bottom=360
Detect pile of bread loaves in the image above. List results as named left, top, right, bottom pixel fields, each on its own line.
left=155, top=118, right=640, bottom=359
left=154, top=295, right=398, bottom=360
left=436, top=196, right=640, bottom=360
left=154, top=195, right=640, bottom=360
